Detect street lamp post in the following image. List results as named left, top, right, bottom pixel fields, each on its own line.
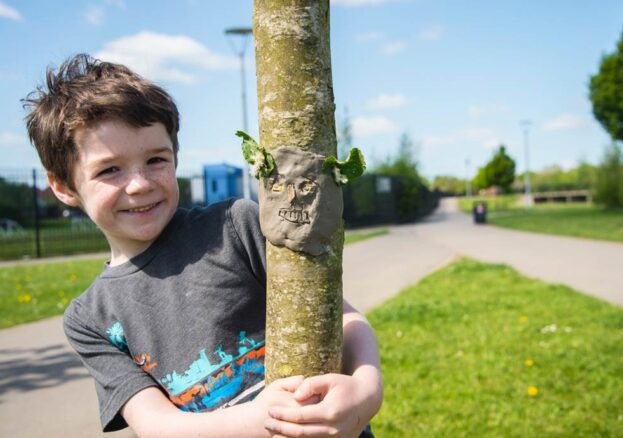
left=520, top=120, right=533, bottom=207
left=465, top=157, right=472, bottom=197
left=225, top=26, right=253, bottom=200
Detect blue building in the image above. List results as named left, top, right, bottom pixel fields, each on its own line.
left=203, top=164, right=242, bottom=205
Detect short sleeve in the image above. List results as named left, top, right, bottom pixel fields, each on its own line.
left=227, top=199, right=266, bottom=285
left=63, top=301, right=158, bottom=432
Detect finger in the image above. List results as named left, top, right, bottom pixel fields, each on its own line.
left=265, top=418, right=337, bottom=438
left=271, top=375, right=305, bottom=392
left=268, top=403, right=333, bottom=424
left=293, top=375, right=333, bottom=400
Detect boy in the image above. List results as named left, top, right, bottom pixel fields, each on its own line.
left=24, top=54, right=382, bottom=437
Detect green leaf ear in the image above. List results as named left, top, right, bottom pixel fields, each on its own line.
left=236, top=131, right=275, bottom=179
left=322, top=148, right=366, bottom=186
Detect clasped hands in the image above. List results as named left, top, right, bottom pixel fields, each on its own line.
left=253, top=373, right=376, bottom=438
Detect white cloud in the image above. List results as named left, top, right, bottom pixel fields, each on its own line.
left=418, top=25, right=444, bottom=41
left=95, top=31, right=237, bottom=84
left=352, top=116, right=398, bottom=137
left=85, top=5, right=105, bottom=25
left=381, top=40, right=406, bottom=55
left=0, top=2, right=22, bottom=21
left=331, top=0, right=393, bottom=6
left=366, top=93, right=408, bottom=110
left=541, top=114, right=587, bottom=131
left=0, top=131, right=27, bottom=146
left=356, top=31, right=384, bottom=43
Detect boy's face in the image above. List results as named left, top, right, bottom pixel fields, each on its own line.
left=50, top=120, right=179, bottom=263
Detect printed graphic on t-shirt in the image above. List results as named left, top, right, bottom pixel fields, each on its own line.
left=106, top=321, right=129, bottom=353
left=106, top=322, right=265, bottom=412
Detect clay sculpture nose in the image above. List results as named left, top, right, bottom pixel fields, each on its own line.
left=287, top=183, right=296, bottom=203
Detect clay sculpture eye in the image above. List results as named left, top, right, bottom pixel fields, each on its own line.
left=269, top=175, right=285, bottom=192
left=299, top=179, right=316, bottom=195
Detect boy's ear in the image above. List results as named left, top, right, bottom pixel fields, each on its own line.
left=47, top=173, right=81, bottom=207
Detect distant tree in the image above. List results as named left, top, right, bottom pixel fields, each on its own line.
left=432, top=175, right=466, bottom=195
left=471, top=145, right=516, bottom=192
left=375, top=132, right=435, bottom=220
left=485, top=145, right=516, bottom=192
left=0, top=177, right=35, bottom=224
left=594, top=143, right=623, bottom=208
left=472, top=166, right=489, bottom=192
left=589, top=31, right=623, bottom=142
left=522, top=162, right=597, bottom=192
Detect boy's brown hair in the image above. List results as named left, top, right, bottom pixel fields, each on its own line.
left=23, top=53, right=180, bottom=190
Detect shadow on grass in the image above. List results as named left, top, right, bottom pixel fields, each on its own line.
left=0, top=343, right=89, bottom=402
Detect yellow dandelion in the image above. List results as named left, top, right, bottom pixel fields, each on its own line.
left=527, top=386, right=539, bottom=397
left=18, top=293, right=32, bottom=303
left=69, top=274, right=78, bottom=283
left=525, top=359, right=534, bottom=367
left=519, top=315, right=528, bottom=323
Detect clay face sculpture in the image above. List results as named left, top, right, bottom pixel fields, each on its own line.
left=259, top=147, right=343, bottom=255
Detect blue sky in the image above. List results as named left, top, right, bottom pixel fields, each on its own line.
left=1, top=0, right=621, bottom=180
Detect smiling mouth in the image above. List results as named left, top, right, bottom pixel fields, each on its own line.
left=279, top=208, right=310, bottom=224
left=125, top=202, right=160, bottom=213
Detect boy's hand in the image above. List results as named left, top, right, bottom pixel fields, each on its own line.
left=264, top=372, right=380, bottom=438
left=249, top=375, right=320, bottom=437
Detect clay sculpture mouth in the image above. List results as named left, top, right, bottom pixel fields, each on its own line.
left=279, top=208, right=311, bottom=224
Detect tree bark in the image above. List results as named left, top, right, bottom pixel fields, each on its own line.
left=253, top=0, right=343, bottom=383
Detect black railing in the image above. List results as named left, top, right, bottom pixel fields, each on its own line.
left=0, top=169, right=439, bottom=261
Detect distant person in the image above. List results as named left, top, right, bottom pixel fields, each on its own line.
left=23, top=54, right=382, bottom=437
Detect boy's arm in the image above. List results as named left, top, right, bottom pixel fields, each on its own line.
left=122, top=376, right=310, bottom=438
left=265, top=300, right=383, bottom=438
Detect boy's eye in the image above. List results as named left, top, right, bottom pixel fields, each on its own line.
left=148, top=157, right=166, bottom=165
left=97, top=166, right=119, bottom=177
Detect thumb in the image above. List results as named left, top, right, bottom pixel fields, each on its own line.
left=293, top=375, right=332, bottom=401
left=270, top=375, right=305, bottom=392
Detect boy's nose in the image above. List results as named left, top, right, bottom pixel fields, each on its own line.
left=125, top=168, right=153, bottom=194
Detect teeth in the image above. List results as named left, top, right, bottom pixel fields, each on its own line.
left=128, top=203, right=156, bottom=213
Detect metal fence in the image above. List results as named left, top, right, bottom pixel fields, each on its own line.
left=0, top=169, right=439, bottom=261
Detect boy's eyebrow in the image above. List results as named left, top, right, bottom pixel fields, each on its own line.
left=149, top=145, right=175, bottom=155
left=87, top=145, right=174, bottom=169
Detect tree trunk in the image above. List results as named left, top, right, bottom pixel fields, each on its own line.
left=253, top=0, right=343, bottom=383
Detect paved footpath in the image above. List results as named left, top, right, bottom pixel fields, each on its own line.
left=1, top=198, right=621, bottom=437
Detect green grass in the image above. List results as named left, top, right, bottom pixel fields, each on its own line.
left=0, top=228, right=389, bottom=328
left=488, top=206, right=623, bottom=242
left=458, top=196, right=623, bottom=243
left=458, top=194, right=520, bottom=213
left=0, top=257, right=106, bottom=328
left=368, top=258, right=623, bottom=437
left=0, top=227, right=108, bottom=260
left=344, top=228, right=389, bottom=245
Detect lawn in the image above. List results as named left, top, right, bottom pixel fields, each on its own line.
left=0, top=257, right=106, bottom=328
left=0, top=226, right=108, bottom=260
left=344, top=228, right=388, bottom=245
left=458, top=194, right=519, bottom=213
left=458, top=196, right=623, bottom=243
left=368, top=258, right=623, bottom=437
left=0, top=228, right=388, bottom=328
left=488, top=206, right=623, bottom=242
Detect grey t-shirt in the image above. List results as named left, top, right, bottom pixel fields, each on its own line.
left=64, top=199, right=267, bottom=431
